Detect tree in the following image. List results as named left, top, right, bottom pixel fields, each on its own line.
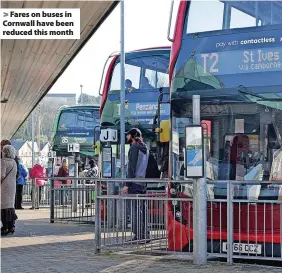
left=77, top=93, right=100, bottom=105
left=13, top=97, right=75, bottom=142
left=39, top=99, right=65, bottom=140
left=13, top=93, right=101, bottom=142
left=13, top=116, right=32, bottom=140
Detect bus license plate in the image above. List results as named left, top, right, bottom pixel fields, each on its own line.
left=222, top=242, right=262, bottom=255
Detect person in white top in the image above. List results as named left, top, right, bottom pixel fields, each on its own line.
left=85, top=159, right=98, bottom=179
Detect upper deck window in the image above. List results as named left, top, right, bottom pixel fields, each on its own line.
left=186, top=1, right=282, bottom=34
left=110, top=63, right=141, bottom=91
left=109, top=54, right=170, bottom=93
left=58, top=109, right=99, bottom=131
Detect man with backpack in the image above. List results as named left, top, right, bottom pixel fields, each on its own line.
left=121, top=128, right=150, bottom=241
left=122, top=128, right=149, bottom=193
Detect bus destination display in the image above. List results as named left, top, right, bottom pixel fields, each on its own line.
left=198, top=47, right=282, bottom=75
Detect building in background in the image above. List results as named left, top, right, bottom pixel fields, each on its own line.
left=39, top=142, right=51, bottom=167
left=11, top=139, right=51, bottom=168
left=12, top=139, right=39, bottom=169
left=40, top=142, right=51, bottom=157
left=44, top=93, right=77, bottom=106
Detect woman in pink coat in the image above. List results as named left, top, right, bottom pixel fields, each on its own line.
left=29, top=160, right=47, bottom=208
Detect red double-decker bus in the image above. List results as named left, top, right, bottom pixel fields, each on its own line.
left=167, top=0, right=282, bottom=259
left=98, top=47, right=171, bottom=223
left=99, top=47, right=171, bottom=182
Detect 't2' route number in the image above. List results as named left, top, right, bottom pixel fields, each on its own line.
left=201, top=53, right=219, bottom=73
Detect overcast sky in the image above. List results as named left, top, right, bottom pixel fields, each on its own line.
left=49, top=0, right=172, bottom=97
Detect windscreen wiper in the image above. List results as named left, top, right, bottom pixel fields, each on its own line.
left=237, top=86, right=265, bottom=100
left=257, top=98, right=282, bottom=102
left=237, top=86, right=282, bottom=102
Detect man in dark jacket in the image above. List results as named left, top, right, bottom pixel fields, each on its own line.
left=122, top=128, right=149, bottom=194
left=122, top=128, right=149, bottom=241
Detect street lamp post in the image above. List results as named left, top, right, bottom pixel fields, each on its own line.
left=80, top=84, right=83, bottom=104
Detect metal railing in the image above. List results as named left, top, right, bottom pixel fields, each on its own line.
left=223, top=181, right=282, bottom=262
left=22, top=180, right=33, bottom=204
left=50, top=177, right=96, bottom=224
left=23, top=179, right=51, bottom=208
left=46, top=177, right=282, bottom=263
left=93, top=179, right=282, bottom=264
left=94, top=179, right=192, bottom=255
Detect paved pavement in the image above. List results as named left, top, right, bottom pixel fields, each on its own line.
left=1, top=208, right=281, bottom=273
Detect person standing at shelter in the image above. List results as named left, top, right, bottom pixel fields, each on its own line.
left=56, top=159, right=70, bottom=205
left=1, top=145, right=18, bottom=235
left=121, top=128, right=149, bottom=241
left=85, top=159, right=99, bottom=180
left=84, top=159, right=99, bottom=205
left=1, top=140, right=12, bottom=159
left=57, top=159, right=69, bottom=182
left=29, top=159, right=47, bottom=209
left=1, top=139, right=20, bottom=182
left=15, top=157, right=28, bottom=210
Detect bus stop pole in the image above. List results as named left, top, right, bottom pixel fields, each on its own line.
left=72, top=153, right=79, bottom=213
left=117, top=0, right=126, bottom=229
left=31, top=111, right=36, bottom=209
left=120, top=0, right=125, bottom=179
left=192, top=95, right=207, bottom=264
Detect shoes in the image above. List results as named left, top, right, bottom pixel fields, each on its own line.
left=7, top=228, right=15, bottom=235
left=1, top=228, right=15, bottom=236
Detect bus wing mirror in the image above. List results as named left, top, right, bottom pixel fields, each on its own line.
left=159, top=120, right=170, bottom=143
left=93, top=141, right=101, bottom=154
left=167, top=0, right=175, bottom=42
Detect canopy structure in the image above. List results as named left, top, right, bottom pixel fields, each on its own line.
left=1, top=0, right=118, bottom=139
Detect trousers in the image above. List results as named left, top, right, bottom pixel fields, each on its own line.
left=128, top=187, right=148, bottom=239
left=15, top=184, right=23, bottom=209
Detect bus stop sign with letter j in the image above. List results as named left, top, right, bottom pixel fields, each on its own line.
left=100, top=128, right=118, bottom=142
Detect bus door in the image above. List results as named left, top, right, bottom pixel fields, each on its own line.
left=155, top=89, right=170, bottom=178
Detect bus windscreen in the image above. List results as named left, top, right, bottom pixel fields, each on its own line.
left=58, top=109, right=99, bottom=131
left=101, top=51, right=170, bottom=129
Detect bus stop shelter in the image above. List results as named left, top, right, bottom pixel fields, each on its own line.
left=1, top=0, right=118, bottom=139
